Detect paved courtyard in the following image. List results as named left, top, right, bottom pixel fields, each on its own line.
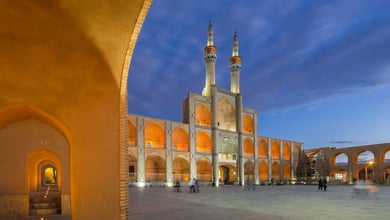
left=129, top=184, right=389, bottom=220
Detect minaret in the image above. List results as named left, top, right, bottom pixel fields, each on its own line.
left=230, top=31, right=241, bottom=94
left=202, top=21, right=217, bottom=97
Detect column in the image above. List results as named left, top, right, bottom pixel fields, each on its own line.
left=347, top=153, right=354, bottom=184
left=268, top=138, right=272, bottom=183
left=211, top=86, right=219, bottom=186
left=165, top=122, right=173, bottom=186
left=237, top=94, right=244, bottom=186
left=253, top=111, right=259, bottom=185
left=290, top=142, right=295, bottom=182
left=136, top=117, right=145, bottom=187
left=280, top=140, right=284, bottom=182
left=188, top=97, right=197, bottom=180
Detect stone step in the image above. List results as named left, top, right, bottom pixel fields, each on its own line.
left=30, top=208, right=60, bottom=215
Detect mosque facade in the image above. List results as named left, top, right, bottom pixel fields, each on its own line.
left=128, top=23, right=303, bottom=187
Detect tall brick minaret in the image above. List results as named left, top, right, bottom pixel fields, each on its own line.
left=202, top=21, right=217, bottom=97
left=230, top=31, right=241, bottom=94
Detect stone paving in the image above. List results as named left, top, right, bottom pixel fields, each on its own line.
left=129, top=184, right=390, bottom=220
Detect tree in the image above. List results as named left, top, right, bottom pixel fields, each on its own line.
left=296, top=151, right=311, bottom=183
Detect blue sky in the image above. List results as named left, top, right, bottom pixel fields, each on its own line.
left=128, top=0, right=390, bottom=149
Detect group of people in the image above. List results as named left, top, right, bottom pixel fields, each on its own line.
left=189, top=178, right=199, bottom=193
left=318, top=178, right=328, bottom=191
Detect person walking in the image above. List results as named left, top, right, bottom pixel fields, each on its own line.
left=323, top=178, right=327, bottom=192
left=318, top=178, right=323, bottom=191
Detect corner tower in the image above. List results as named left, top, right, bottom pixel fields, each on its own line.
left=202, top=21, right=217, bottom=97
left=230, top=31, right=241, bottom=94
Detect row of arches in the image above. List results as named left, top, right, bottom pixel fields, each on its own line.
left=306, top=147, right=390, bottom=183
left=129, top=154, right=292, bottom=183
left=129, top=120, right=295, bottom=160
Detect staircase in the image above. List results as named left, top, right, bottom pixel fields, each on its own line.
left=29, top=186, right=61, bottom=216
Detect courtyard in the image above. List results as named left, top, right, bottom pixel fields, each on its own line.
left=129, top=184, right=389, bottom=220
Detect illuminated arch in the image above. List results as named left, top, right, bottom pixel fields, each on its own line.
left=283, top=163, right=291, bottom=180
left=259, top=161, right=268, bottom=181
left=0, top=104, right=71, bottom=144
left=145, top=155, right=166, bottom=182
left=197, top=157, right=212, bottom=181
left=258, top=139, right=267, bottom=157
left=172, top=127, right=189, bottom=151
left=242, top=114, right=254, bottom=134
left=217, top=98, right=236, bottom=131
left=28, top=149, right=63, bottom=191
left=283, top=142, right=291, bottom=160
left=144, top=123, right=165, bottom=149
left=380, top=149, right=390, bottom=163
left=244, top=160, right=254, bottom=180
left=244, top=138, right=254, bottom=157
left=128, top=121, right=136, bottom=144
left=173, top=157, right=190, bottom=182
left=195, top=104, right=211, bottom=127
left=196, top=131, right=212, bottom=153
left=271, top=162, right=280, bottom=181
left=355, top=150, right=374, bottom=165
left=333, top=153, right=348, bottom=166
left=271, top=140, right=280, bottom=159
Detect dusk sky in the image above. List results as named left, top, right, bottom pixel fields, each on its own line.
left=128, top=0, right=390, bottom=149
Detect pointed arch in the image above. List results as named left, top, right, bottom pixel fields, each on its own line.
left=145, top=155, right=166, bottom=182
left=258, top=139, right=268, bottom=157
left=271, top=140, right=280, bottom=159
left=271, top=162, right=280, bottom=181
left=0, top=104, right=71, bottom=144
left=172, top=157, right=190, bottom=182
left=172, top=127, right=189, bottom=151
left=195, top=104, right=211, bottom=127
left=244, top=138, right=254, bottom=157
left=242, top=114, right=254, bottom=134
left=283, top=142, right=291, bottom=160
left=197, top=157, right=212, bottom=181
left=259, top=161, right=268, bottom=181
left=144, top=123, right=165, bottom=149
left=196, top=131, right=212, bottom=153
left=217, top=98, right=236, bottom=131
left=283, top=163, right=291, bottom=180
left=128, top=121, right=136, bottom=144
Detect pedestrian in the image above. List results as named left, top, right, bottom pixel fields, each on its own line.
left=195, top=178, right=199, bottom=193
left=318, top=178, right=323, bottom=191
left=323, top=178, right=327, bottom=192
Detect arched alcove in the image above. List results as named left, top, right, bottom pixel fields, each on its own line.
left=197, top=157, right=212, bottom=181
left=283, top=142, right=291, bottom=161
left=172, top=127, right=189, bottom=151
left=244, top=138, right=254, bottom=157
left=217, top=98, right=236, bottom=132
left=195, top=104, right=211, bottom=127
left=128, top=122, right=136, bottom=144
left=271, top=162, right=280, bottom=181
left=242, top=114, right=254, bottom=134
left=244, top=161, right=254, bottom=180
left=259, top=161, right=268, bottom=181
left=196, top=131, right=212, bottom=153
left=271, top=140, right=280, bottom=159
left=258, top=139, right=268, bottom=157
left=173, top=157, right=190, bottom=182
left=145, top=155, right=166, bottom=182
left=144, top=123, right=165, bottom=149
left=283, top=163, right=291, bottom=180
